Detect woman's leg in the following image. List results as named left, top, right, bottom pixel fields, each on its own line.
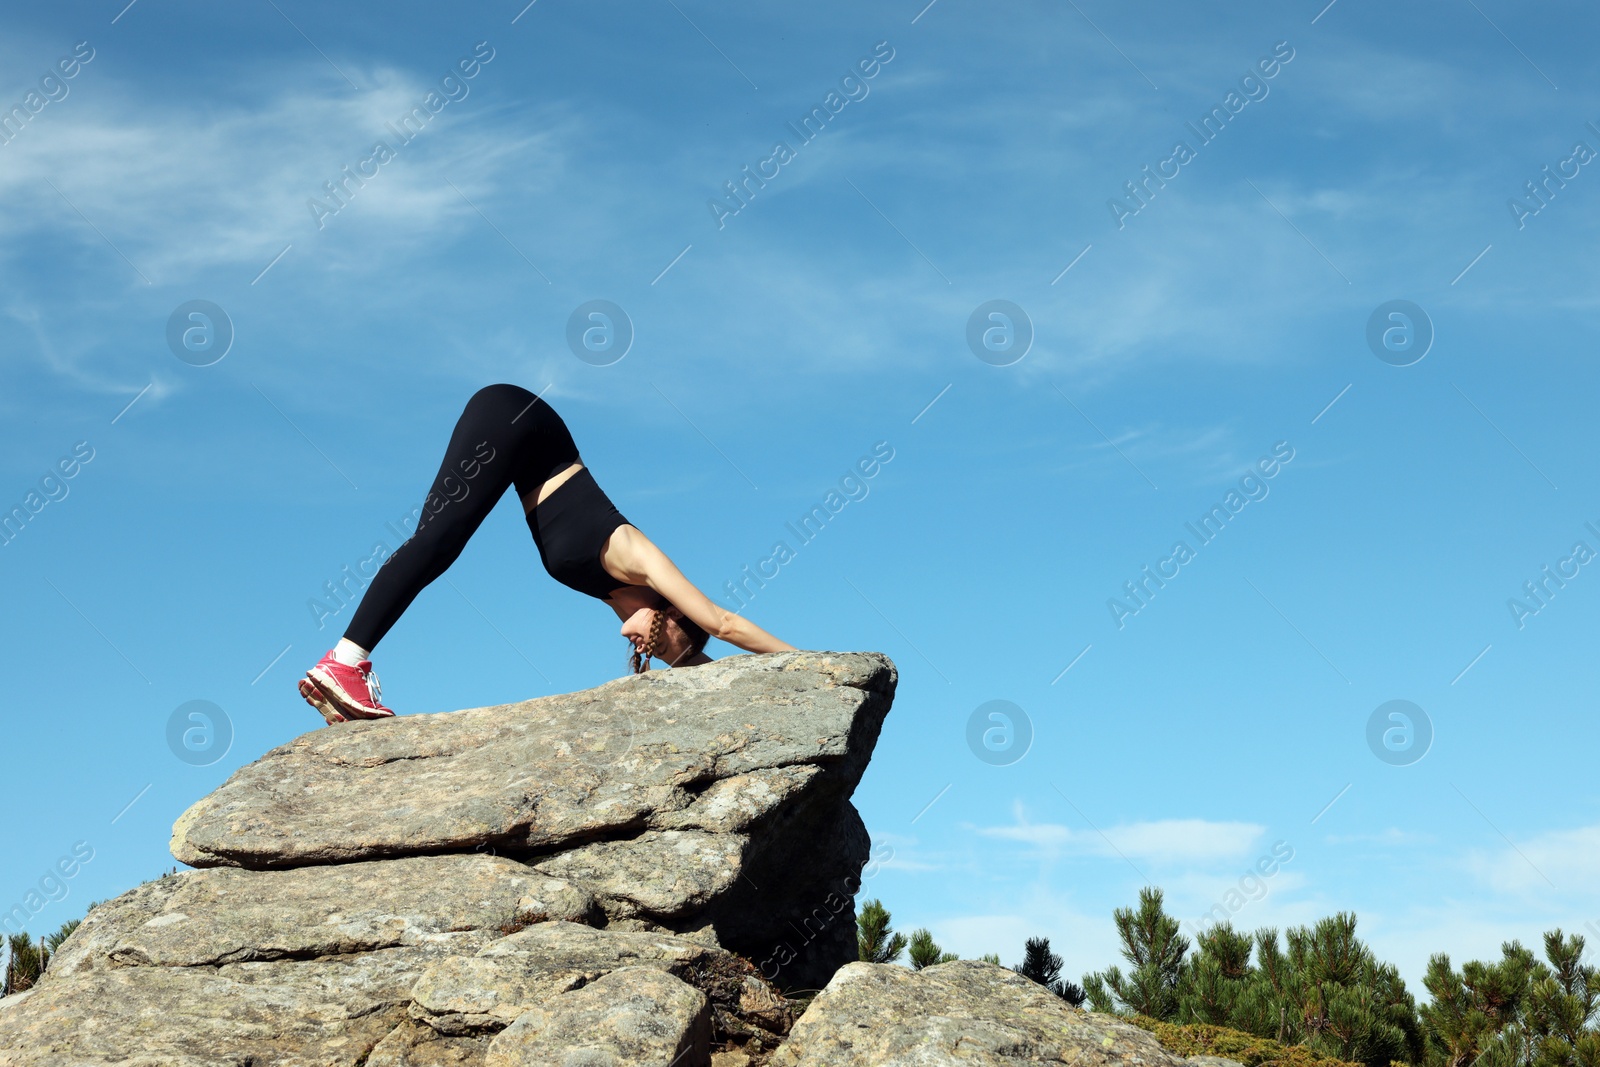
left=301, top=383, right=581, bottom=723
left=342, top=383, right=574, bottom=651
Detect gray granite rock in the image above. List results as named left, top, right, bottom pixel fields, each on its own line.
left=170, top=652, right=894, bottom=870
left=167, top=651, right=893, bottom=991
left=530, top=829, right=747, bottom=921
left=49, top=854, right=596, bottom=978
left=770, top=960, right=1195, bottom=1067
left=0, top=954, right=425, bottom=1066
left=0, top=652, right=893, bottom=1065
left=410, top=921, right=722, bottom=1035
left=484, top=965, right=711, bottom=1067
left=368, top=1019, right=494, bottom=1066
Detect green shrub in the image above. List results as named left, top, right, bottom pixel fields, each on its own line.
left=1125, top=1012, right=1365, bottom=1067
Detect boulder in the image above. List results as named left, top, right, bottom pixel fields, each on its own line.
left=168, top=653, right=892, bottom=872
left=408, top=922, right=721, bottom=1035
left=484, top=965, right=711, bottom=1066
left=167, top=651, right=894, bottom=989
left=48, top=854, right=597, bottom=978
left=770, top=959, right=1199, bottom=1067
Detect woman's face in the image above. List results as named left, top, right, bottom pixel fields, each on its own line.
left=620, top=606, right=693, bottom=666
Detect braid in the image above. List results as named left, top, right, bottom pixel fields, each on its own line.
left=629, top=607, right=667, bottom=674
left=646, top=607, right=665, bottom=666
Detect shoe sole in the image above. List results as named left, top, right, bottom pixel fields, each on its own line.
left=299, top=677, right=348, bottom=725
left=305, top=666, right=396, bottom=720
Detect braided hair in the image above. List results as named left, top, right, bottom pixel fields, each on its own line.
left=629, top=606, right=667, bottom=674
left=628, top=605, right=711, bottom=674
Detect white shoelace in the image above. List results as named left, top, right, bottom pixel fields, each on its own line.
left=360, top=664, right=383, bottom=705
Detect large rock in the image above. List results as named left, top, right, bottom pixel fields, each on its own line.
left=48, top=854, right=597, bottom=978
left=169, top=653, right=892, bottom=870
left=165, top=650, right=894, bottom=990
left=0, top=652, right=890, bottom=1065
left=484, top=965, right=711, bottom=1066
left=408, top=922, right=721, bottom=1034
left=770, top=960, right=1198, bottom=1067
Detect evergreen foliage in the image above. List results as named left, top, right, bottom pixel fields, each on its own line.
left=907, top=928, right=958, bottom=970
left=1420, top=930, right=1599, bottom=1067
left=1084, top=887, right=1191, bottom=1019
left=1083, top=893, right=1420, bottom=1067
left=1014, top=935, right=1087, bottom=1006
left=2, top=918, right=83, bottom=997
left=857, top=898, right=907, bottom=964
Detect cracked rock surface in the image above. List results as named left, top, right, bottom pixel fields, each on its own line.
left=483, top=965, right=712, bottom=1067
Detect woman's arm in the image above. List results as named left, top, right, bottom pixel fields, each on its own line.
left=609, top=526, right=794, bottom=653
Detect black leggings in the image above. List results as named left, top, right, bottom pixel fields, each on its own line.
left=343, top=383, right=580, bottom=651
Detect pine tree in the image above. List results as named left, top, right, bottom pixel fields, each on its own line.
left=1526, top=930, right=1599, bottom=1067
left=1420, top=940, right=1536, bottom=1067
left=1085, top=887, right=1190, bottom=1020
left=1, top=916, right=88, bottom=998
left=3, top=933, right=46, bottom=997
left=857, top=899, right=907, bottom=964
left=907, top=928, right=958, bottom=970
left=1083, top=972, right=1115, bottom=1014
left=1179, top=921, right=1255, bottom=1027
left=1014, top=936, right=1087, bottom=1006
left=1232, top=914, right=1421, bottom=1067
left=1422, top=930, right=1600, bottom=1067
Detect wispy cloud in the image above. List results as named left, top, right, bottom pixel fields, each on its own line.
left=0, top=62, right=570, bottom=285
left=1464, top=823, right=1600, bottom=896
left=974, top=803, right=1264, bottom=864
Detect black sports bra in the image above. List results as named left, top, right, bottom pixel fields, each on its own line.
left=524, top=465, right=632, bottom=601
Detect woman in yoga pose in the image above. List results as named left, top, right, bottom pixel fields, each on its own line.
left=298, top=382, right=794, bottom=724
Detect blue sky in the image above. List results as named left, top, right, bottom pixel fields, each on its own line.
left=3, top=0, right=1599, bottom=994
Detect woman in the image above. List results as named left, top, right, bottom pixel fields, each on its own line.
left=298, top=382, right=794, bottom=724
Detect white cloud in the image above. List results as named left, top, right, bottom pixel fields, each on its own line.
left=979, top=822, right=1075, bottom=848
left=1106, top=819, right=1265, bottom=863
left=1465, top=823, right=1600, bottom=896
left=973, top=802, right=1264, bottom=865
left=0, top=61, right=569, bottom=284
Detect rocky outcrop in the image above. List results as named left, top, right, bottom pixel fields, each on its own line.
left=169, top=649, right=894, bottom=989
left=0, top=648, right=1250, bottom=1066
left=0, top=651, right=892, bottom=1066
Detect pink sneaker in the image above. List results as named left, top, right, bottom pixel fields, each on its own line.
left=300, top=650, right=396, bottom=723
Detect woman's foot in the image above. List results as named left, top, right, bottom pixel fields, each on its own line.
left=298, top=677, right=348, bottom=725
left=301, top=650, right=396, bottom=722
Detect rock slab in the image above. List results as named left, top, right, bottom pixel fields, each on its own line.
left=169, top=652, right=894, bottom=872
left=485, top=965, right=711, bottom=1066
left=771, top=960, right=1204, bottom=1067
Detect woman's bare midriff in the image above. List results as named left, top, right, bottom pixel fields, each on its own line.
left=520, top=461, right=584, bottom=511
